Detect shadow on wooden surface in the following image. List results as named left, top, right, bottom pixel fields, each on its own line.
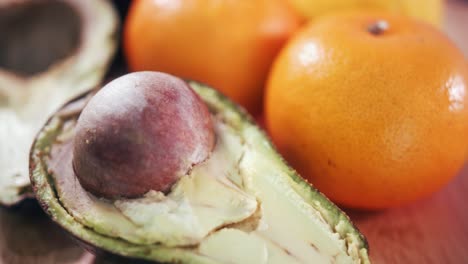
left=0, top=201, right=90, bottom=264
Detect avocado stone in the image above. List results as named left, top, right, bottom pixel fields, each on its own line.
left=30, top=81, right=370, bottom=264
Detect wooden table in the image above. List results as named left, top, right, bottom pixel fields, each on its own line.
left=1, top=1, right=467, bottom=263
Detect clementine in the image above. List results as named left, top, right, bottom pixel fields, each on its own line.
left=124, top=0, right=300, bottom=114
left=288, top=0, right=443, bottom=26
left=265, top=12, right=468, bottom=209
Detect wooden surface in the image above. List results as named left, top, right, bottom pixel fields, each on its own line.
left=1, top=1, right=468, bottom=263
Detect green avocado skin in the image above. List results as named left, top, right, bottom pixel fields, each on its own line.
left=29, top=81, right=370, bottom=264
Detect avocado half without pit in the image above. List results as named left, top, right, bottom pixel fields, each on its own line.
left=30, top=72, right=370, bottom=264
left=0, top=0, right=118, bottom=206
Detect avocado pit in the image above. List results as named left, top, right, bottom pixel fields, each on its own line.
left=72, top=72, right=215, bottom=199
left=0, top=0, right=81, bottom=77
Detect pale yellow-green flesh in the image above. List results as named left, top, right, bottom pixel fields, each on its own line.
left=51, top=116, right=360, bottom=264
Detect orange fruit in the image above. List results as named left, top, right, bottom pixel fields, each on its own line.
left=265, top=12, right=468, bottom=209
left=287, top=0, right=443, bottom=26
left=124, top=0, right=300, bottom=114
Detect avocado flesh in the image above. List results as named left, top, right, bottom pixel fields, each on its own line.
left=0, top=0, right=118, bottom=206
left=30, top=82, right=370, bottom=263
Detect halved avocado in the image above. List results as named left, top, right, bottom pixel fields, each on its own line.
left=30, top=81, right=370, bottom=264
left=0, top=0, right=118, bottom=206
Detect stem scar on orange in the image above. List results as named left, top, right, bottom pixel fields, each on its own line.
left=265, top=11, right=468, bottom=209
left=124, top=0, right=301, bottom=114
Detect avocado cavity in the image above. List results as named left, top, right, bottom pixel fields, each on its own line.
left=0, top=0, right=81, bottom=77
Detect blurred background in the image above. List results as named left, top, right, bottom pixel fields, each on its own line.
left=445, top=0, right=468, bottom=56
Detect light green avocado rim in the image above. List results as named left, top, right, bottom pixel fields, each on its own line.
left=29, top=81, right=370, bottom=264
